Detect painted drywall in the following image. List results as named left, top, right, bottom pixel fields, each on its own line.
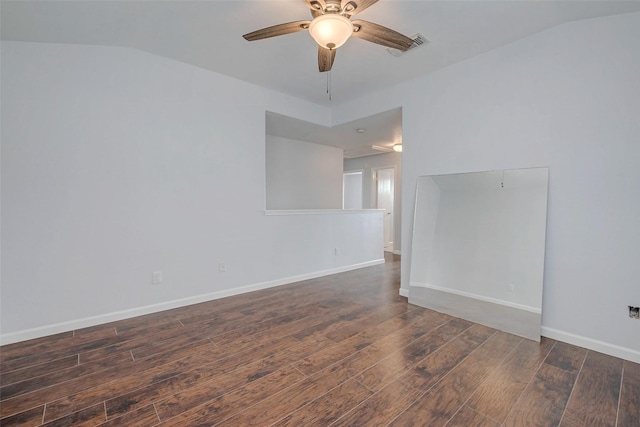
left=344, top=152, right=402, bottom=253
left=266, top=135, right=343, bottom=210
left=0, top=41, right=383, bottom=341
left=342, top=172, right=363, bottom=209
left=332, top=12, right=640, bottom=360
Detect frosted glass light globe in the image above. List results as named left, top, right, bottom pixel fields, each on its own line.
left=308, top=14, right=353, bottom=50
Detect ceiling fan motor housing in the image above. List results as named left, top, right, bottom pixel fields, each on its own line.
left=325, top=0, right=343, bottom=13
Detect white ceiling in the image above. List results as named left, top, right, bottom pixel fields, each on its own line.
left=3, top=0, right=640, bottom=157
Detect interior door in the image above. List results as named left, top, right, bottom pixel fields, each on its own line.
left=376, top=168, right=394, bottom=251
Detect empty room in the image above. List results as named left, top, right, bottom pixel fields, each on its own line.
left=1, top=1, right=639, bottom=426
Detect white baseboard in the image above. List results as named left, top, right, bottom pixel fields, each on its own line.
left=0, top=258, right=385, bottom=346
left=392, top=250, right=402, bottom=256
left=399, top=288, right=409, bottom=297
left=541, top=326, right=640, bottom=364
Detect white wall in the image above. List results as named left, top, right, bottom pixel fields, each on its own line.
left=342, top=172, right=363, bottom=209
left=3, top=11, right=639, bottom=362
left=333, top=12, right=640, bottom=361
left=266, top=135, right=343, bottom=210
left=344, top=152, right=402, bottom=253
left=0, top=41, right=383, bottom=342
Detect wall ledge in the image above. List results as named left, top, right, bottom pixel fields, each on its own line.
left=264, top=209, right=384, bottom=216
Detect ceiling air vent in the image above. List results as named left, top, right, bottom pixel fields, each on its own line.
left=386, top=33, right=429, bottom=57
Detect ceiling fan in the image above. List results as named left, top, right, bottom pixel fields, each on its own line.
left=242, top=0, right=414, bottom=72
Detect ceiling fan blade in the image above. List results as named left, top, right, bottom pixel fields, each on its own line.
left=341, top=0, right=378, bottom=16
left=243, top=21, right=311, bottom=41
left=351, top=19, right=414, bottom=51
left=318, top=46, right=336, bottom=72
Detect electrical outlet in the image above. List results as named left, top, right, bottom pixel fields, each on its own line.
left=152, top=271, right=162, bottom=284
left=218, top=263, right=226, bottom=273
left=629, top=306, right=640, bottom=319
left=508, top=284, right=515, bottom=292
left=334, top=248, right=339, bottom=256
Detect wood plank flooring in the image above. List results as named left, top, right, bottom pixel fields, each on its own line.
left=1, top=254, right=639, bottom=426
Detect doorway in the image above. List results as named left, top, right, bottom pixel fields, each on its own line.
left=375, top=167, right=395, bottom=252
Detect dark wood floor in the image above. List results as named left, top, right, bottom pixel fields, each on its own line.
left=1, top=254, right=639, bottom=426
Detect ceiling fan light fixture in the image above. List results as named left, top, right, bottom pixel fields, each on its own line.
left=308, top=14, right=353, bottom=50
